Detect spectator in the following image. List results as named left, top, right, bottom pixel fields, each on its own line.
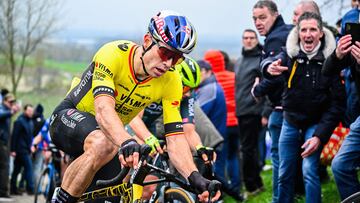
left=324, top=14, right=360, bottom=202
left=292, top=0, right=320, bottom=25
left=10, top=104, right=35, bottom=195
left=340, top=0, right=360, bottom=128
left=0, top=93, right=20, bottom=199
left=263, top=12, right=345, bottom=202
left=220, top=50, right=235, bottom=72
left=251, top=1, right=292, bottom=201
left=351, top=0, right=360, bottom=8
left=234, top=29, right=265, bottom=196
left=0, top=88, right=9, bottom=103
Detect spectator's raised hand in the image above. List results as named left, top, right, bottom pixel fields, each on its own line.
left=267, top=59, right=288, bottom=75
left=336, top=34, right=352, bottom=59
left=351, top=41, right=360, bottom=64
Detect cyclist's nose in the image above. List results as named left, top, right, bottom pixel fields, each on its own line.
left=164, top=58, right=173, bottom=68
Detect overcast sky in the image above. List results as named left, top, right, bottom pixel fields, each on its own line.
left=59, top=0, right=351, bottom=57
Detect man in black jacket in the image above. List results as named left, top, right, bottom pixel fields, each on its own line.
left=10, top=104, right=35, bottom=195
left=264, top=12, right=345, bottom=202
left=323, top=31, right=360, bottom=200
left=234, top=29, right=265, bottom=196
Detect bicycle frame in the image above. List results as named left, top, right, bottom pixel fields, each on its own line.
left=78, top=182, right=143, bottom=203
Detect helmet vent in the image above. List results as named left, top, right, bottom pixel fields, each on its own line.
left=181, top=67, right=189, bottom=80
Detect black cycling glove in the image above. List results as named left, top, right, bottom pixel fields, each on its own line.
left=118, top=139, right=141, bottom=158
left=188, top=171, right=211, bottom=194
left=196, top=145, right=214, bottom=162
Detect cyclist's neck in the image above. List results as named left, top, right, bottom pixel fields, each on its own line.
left=133, top=46, right=151, bottom=81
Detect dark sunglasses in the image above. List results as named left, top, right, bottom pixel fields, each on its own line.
left=153, top=40, right=184, bottom=66
left=9, top=100, right=16, bottom=104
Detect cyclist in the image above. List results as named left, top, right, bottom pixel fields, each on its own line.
left=128, top=57, right=216, bottom=200
left=49, top=10, right=220, bottom=203
left=130, top=57, right=214, bottom=159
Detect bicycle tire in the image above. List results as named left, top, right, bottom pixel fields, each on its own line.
left=34, top=167, right=56, bottom=203
left=341, top=191, right=360, bottom=203
left=160, top=187, right=195, bottom=203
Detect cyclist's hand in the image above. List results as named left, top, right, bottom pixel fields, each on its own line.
left=145, top=134, right=163, bottom=155
left=118, top=139, right=141, bottom=169
left=188, top=171, right=221, bottom=202
left=196, top=145, right=216, bottom=164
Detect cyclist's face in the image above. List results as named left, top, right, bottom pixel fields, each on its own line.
left=143, top=36, right=184, bottom=78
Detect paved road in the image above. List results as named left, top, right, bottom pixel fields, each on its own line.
left=0, top=193, right=34, bottom=203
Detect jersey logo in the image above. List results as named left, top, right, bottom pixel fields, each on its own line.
left=171, top=101, right=180, bottom=106
left=118, top=42, right=129, bottom=52
left=95, top=62, right=113, bottom=78
left=119, top=94, right=147, bottom=108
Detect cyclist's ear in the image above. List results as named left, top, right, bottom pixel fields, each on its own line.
left=143, top=33, right=152, bottom=48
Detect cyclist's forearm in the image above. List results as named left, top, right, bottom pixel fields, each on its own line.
left=166, top=135, right=197, bottom=178
left=129, top=114, right=152, bottom=141
left=94, top=97, right=132, bottom=146
left=183, top=123, right=202, bottom=152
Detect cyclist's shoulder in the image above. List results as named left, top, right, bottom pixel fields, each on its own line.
left=95, top=40, right=138, bottom=60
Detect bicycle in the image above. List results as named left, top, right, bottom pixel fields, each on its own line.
left=77, top=145, right=221, bottom=203
left=34, top=144, right=62, bottom=203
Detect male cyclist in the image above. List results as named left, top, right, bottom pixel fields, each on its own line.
left=129, top=57, right=214, bottom=160
left=49, top=10, right=220, bottom=203
left=128, top=57, right=216, bottom=200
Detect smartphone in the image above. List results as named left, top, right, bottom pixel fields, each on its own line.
left=345, top=22, right=360, bottom=44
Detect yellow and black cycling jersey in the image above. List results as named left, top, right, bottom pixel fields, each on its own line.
left=66, top=40, right=184, bottom=136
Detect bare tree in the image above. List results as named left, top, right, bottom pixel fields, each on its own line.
left=0, top=0, right=60, bottom=95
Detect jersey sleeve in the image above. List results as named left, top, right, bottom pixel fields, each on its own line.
left=91, top=43, right=120, bottom=98
left=180, top=91, right=196, bottom=124
left=162, top=71, right=184, bottom=136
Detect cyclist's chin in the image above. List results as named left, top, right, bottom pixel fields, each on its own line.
left=151, top=67, right=166, bottom=78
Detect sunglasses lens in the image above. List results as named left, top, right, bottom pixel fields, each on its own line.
left=157, top=46, right=184, bottom=65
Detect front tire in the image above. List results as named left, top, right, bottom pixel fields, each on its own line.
left=34, top=168, right=56, bottom=203
left=162, top=187, right=195, bottom=203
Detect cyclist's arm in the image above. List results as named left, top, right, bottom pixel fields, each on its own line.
left=91, top=43, right=134, bottom=147
left=183, top=123, right=202, bottom=152
left=128, top=111, right=163, bottom=153
left=166, top=135, right=198, bottom=177
left=94, top=96, right=133, bottom=147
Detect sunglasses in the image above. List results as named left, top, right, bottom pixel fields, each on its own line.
left=153, top=40, right=184, bottom=66
left=9, top=100, right=16, bottom=104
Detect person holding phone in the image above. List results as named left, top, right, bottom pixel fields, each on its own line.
left=323, top=32, right=360, bottom=201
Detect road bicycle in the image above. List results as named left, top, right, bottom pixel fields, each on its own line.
left=34, top=144, right=62, bottom=203
left=77, top=145, right=221, bottom=203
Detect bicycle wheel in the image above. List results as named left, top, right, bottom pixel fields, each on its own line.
left=34, top=168, right=56, bottom=203
left=162, top=187, right=195, bottom=203
left=341, top=191, right=360, bottom=203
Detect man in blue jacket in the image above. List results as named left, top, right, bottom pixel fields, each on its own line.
left=10, top=104, right=35, bottom=195
left=0, top=93, right=20, bottom=198
left=251, top=1, right=292, bottom=201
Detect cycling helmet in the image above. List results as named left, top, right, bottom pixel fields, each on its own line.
left=176, top=57, right=201, bottom=88
left=148, top=10, right=197, bottom=54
